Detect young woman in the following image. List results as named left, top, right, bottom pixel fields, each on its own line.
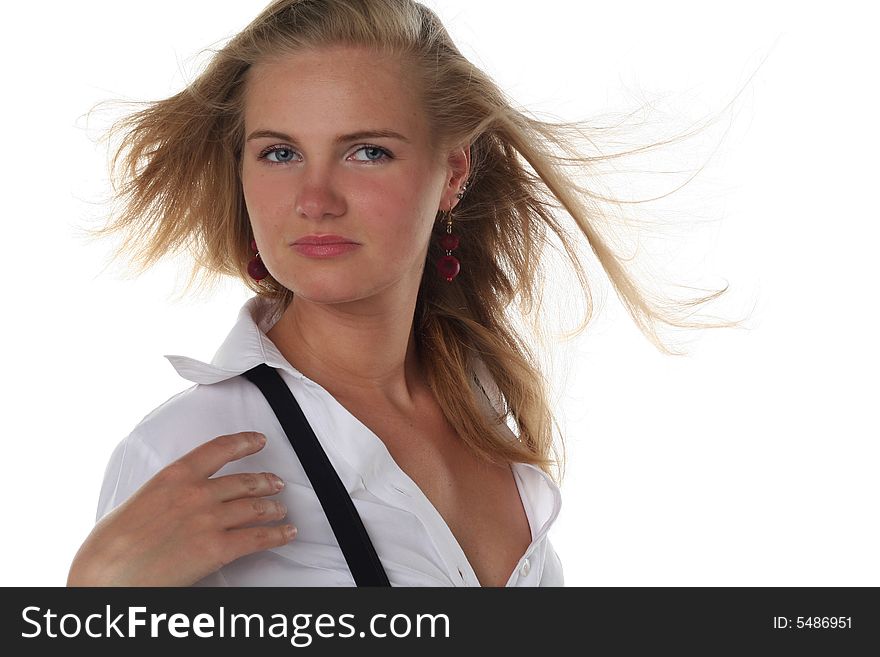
left=69, top=0, right=733, bottom=587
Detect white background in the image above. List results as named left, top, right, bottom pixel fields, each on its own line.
left=1, top=1, right=876, bottom=586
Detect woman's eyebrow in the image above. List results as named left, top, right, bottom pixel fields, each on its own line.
left=246, top=128, right=411, bottom=144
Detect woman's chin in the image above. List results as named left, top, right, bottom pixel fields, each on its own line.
left=284, top=278, right=375, bottom=305
left=274, top=259, right=420, bottom=303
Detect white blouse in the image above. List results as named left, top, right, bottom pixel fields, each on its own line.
left=96, top=295, right=564, bottom=586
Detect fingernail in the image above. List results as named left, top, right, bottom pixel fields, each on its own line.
left=274, top=476, right=285, bottom=491
left=253, top=432, right=266, bottom=446
left=285, top=525, right=298, bottom=539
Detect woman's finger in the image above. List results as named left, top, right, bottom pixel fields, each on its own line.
left=218, top=497, right=289, bottom=530
left=217, top=523, right=298, bottom=567
left=174, top=431, right=267, bottom=480
left=207, top=470, right=285, bottom=502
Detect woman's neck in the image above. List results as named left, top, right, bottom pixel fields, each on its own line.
left=266, top=293, right=429, bottom=414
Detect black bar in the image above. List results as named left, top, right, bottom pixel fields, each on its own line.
left=2, top=587, right=876, bottom=654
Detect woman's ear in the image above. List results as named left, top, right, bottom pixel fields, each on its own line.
left=443, top=143, right=471, bottom=211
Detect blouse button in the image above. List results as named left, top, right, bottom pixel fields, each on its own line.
left=520, top=558, right=531, bottom=577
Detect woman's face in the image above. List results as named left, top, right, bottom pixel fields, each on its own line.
left=240, top=45, right=467, bottom=303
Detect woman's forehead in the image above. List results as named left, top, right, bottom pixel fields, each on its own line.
left=243, top=46, right=427, bottom=139
left=246, top=45, right=413, bottom=99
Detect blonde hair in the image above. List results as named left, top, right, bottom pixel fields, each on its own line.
left=80, top=0, right=746, bottom=484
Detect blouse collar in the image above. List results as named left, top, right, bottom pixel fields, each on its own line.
left=164, top=295, right=304, bottom=384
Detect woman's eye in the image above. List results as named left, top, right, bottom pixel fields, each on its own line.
left=261, top=146, right=296, bottom=164
left=351, top=145, right=393, bottom=163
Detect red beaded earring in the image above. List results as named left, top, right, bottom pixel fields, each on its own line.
left=247, top=238, right=269, bottom=282
left=435, top=182, right=469, bottom=283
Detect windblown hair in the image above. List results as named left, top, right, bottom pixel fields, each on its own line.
left=81, top=0, right=744, bottom=484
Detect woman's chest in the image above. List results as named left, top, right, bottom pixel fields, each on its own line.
left=347, top=402, right=533, bottom=587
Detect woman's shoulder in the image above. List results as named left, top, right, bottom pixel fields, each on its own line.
left=123, top=376, right=261, bottom=463
left=96, top=376, right=270, bottom=520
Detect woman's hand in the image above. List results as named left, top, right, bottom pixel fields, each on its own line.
left=67, top=431, right=296, bottom=586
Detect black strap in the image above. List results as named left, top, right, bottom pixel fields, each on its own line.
left=241, top=363, right=390, bottom=586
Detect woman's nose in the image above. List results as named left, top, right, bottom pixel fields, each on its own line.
left=295, top=173, right=347, bottom=220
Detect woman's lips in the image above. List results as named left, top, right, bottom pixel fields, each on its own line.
left=293, top=234, right=356, bottom=244
left=290, top=234, right=360, bottom=258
